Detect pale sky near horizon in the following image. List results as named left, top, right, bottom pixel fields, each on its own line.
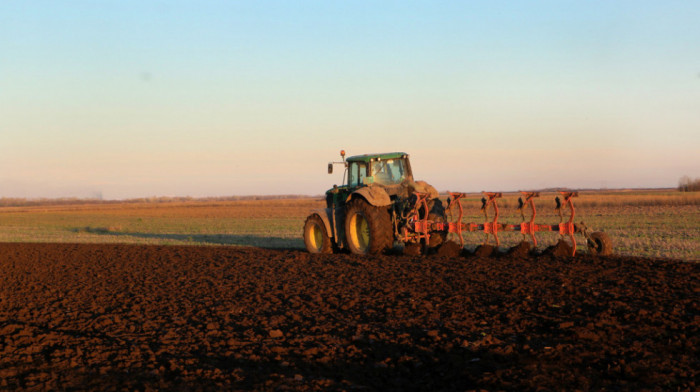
left=1, top=1, right=699, bottom=199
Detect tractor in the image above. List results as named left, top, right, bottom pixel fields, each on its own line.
left=303, top=151, right=613, bottom=256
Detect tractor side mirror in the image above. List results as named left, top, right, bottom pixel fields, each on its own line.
left=328, top=163, right=333, bottom=174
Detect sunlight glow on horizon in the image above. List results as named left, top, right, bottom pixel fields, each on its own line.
left=1, top=1, right=699, bottom=199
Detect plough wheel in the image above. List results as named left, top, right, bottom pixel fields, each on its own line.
left=303, top=214, right=333, bottom=254
left=345, top=199, right=392, bottom=255
left=587, top=231, right=613, bottom=256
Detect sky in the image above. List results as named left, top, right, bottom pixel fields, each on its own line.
left=1, top=1, right=699, bottom=199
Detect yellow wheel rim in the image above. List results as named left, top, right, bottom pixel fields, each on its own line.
left=308, top=223, right=323, bottom=251
left=349, top=213, right=370, bottom=253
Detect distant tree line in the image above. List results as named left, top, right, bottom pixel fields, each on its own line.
left=678, top=176, right=700, bottom=192
left=0, top=194, right=318, bottom=207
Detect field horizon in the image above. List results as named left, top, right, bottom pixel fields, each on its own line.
left=1, top=189, right=698, bottom=260
left=1, top=186, right=688, bottom=207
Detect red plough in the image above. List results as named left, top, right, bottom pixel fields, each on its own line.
left=408, top=191, right=612, bottom=257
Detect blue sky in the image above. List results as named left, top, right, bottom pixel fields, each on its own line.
left=1, top=1, right=698, bottom=198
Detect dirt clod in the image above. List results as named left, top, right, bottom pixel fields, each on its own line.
left=436, top=241, right=463, bottom=257
left=507, top=241, right=532, bottom=257
left=402, top=242, right=422, bottom=256
left=544, top=239, right=574, bottom=257
left=473, top=244, right=495, bottom=257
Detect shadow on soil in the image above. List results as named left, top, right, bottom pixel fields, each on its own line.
left=72, top=227, right=303, bottom=249
left=185, top=340, right=497, bottom=391
left=26, top=337, right=499, bottom=391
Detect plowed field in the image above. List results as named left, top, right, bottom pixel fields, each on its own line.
left=0, top=243, right=697, bottom=391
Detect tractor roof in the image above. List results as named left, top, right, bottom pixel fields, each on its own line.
left=346, top=152, right=409, bottom=163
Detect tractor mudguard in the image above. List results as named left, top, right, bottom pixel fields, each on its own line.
left=309, top=209, right=334, bottom=238
left=407, top=180, right=440, bottom=200
left=348, top=185, right=392, bottom=207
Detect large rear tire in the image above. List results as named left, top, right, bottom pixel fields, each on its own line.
left=344, top=199, right=392, bottom=255
left=587, top=231, right=613, bottom=256
left=303, top=214, right=333, bottom=254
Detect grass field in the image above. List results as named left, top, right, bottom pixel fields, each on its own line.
left=0, top=190, right=698, bottom=260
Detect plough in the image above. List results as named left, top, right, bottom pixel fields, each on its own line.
left=405, top=191, right=612, bottom=256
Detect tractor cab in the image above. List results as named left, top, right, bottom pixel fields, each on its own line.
left=326, top=151, right=414, bottom=209
left=328, top=151, right=413, bottom=188
left=345, top=152, right=413, bottom=187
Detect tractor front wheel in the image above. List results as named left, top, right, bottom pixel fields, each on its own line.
left=303, top=214, right=333, bottom=254
left=587, top=231, right=613, bottom=256
left=344, top=199, right=392, bottom=255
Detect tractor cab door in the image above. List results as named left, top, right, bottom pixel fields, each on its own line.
left=347, top=162, right=369, bottom=187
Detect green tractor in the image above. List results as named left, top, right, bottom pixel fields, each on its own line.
left=303, top=150, right=446, bottom=255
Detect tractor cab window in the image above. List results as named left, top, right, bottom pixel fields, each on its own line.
left=347, top=162, right=368, bottom=187
left=372, top=158, right=408, bottom=185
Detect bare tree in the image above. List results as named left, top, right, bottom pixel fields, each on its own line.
left=678, top=176, right=700, bottom=192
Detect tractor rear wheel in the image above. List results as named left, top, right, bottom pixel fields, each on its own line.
left=587, top=231, right=613, bottom=256
left=303, top=214, right=333, bottom=254
left=344, top=199, right=392, bottom=255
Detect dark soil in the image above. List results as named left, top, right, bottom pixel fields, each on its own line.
left=507, top=241, right=532, bottom=257
left=0, top=243, right=698, bottom=391
left=543, top=239, right=574, bottom=257
left=436, top=241, right=463, bottom=257
left=473, top=244, right=496, bottom=257
left=402, top=242, right=423, bottom=256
